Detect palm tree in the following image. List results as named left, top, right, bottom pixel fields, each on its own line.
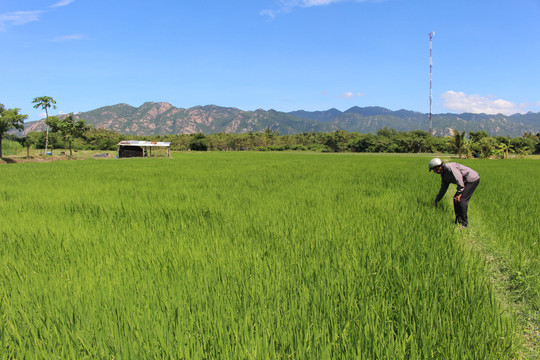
left=32, top=96, right=56, bottom=155
left=496, top=143, right=514, bottom=159
left=516, top=146, right=530, bottom=158
left=479, top=137, right=495, bottom=159
left=447, top=128, right=466, bottom=158
left=462, top=137, right=474, bottom=159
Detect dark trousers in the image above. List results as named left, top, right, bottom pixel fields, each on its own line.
left=453, top=179, right=480, bottom=227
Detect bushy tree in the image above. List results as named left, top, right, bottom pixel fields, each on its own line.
left=49, top=113, right=91, bottom=158
left=207, top=133, right=229, bottom=151
left=169, top=134, right=191, bottom=151
left=408, top=130, right=430, bottom=153
left=349, top=133, right=376, bottom=152
left=263, top=127, right=279, bottom=142
left=189, top=133, right=208, bottom=151
left=512, top=134, right=538, bottom=155
left=324, top=130, right=349, bottom=152
left=84, top=128, right=124, bottom=150
left=0, top=104, right=27, bottom=158
left=376, top=127, right=397, bottom=138
left=469, top=130, right=489, bottom=144
left=19, top=136, right=34, bottom=159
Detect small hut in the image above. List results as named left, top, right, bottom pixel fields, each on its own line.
left=117, top=141, right=171, bottom=158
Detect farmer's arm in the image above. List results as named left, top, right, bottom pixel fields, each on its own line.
left=434, top=180, right=449, bottom=205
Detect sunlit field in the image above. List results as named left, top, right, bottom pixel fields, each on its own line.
left=1, top=152, right=538, bottom=358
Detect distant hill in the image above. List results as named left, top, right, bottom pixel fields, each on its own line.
left=291, top=107, right=540, bottom=137
left=21, top=103, right=338, bottom=136
left=19, top=102, right=540, bottom=137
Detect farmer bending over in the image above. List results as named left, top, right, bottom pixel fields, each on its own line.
left=429, top=158, right=480, bottom=229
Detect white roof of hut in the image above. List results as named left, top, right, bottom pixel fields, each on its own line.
left=117, top=140, right=171, bottom=147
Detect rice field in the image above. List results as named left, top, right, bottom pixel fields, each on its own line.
left=0, top=152, right=538, bottom=359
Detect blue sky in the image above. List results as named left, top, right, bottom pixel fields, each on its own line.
left=1, top=0, right=539, bottom=121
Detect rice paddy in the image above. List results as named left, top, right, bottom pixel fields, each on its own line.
left=0, top=152, right=538, bottom=358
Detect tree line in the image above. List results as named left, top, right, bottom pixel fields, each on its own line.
left=1, top=98, right=539, bottom=158
left=6, top=127, right=538, bottom=158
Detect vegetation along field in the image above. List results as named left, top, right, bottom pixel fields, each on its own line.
left=0, top=152, right=538, bottom=358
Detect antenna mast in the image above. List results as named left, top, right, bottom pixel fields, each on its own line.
left=429, top=31, right=435, bottom=135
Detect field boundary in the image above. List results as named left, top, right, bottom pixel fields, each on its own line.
left=462, top=214, right=540, bottom=358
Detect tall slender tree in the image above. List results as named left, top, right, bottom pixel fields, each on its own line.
left=32, top=96, right=56, bottom=155
left=0, top=104, right=28, bottom=158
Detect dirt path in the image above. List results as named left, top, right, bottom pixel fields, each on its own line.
left=0, top=156, right=66, bottom=164
left=0, top=153, right=113, bottom=164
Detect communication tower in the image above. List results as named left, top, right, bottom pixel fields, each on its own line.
left=429, top=31, right=435, bottom=135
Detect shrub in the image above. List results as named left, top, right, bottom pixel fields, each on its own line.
left=1, top=139, right=22, bottom=155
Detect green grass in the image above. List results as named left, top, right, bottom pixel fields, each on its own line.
left=0, top=153, right=535, bottom=358
left=0, top=140, right=22, bottom=156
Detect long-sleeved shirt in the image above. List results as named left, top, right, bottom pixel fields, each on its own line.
left=435, top=162, right=480, bottom=203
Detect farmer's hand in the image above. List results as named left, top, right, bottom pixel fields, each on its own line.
left=454, top=194, right=462, bottom=203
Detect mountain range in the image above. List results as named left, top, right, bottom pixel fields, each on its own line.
left=20, top=102, right=540, bottom=137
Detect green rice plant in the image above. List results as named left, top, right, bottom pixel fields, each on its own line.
left=0, top=153, right=525, bottom=358
left=462, top=159, right=540, bottom=328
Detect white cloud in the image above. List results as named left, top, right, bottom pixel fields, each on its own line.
left=39, top=110, right=64, bottom=118
left=0, top=10, right=43, bottom=31
left=441, top=91, right=523, bottom=115
left=340, top=91, right=364, bottom=99
left=302, top=0, right=344, bottom=6
left=261, top=0, right=370, bottom=17
left=260, top=9, right=277, bottom=18
left=50, top=34, right=84, bottom=42
left=50, top=0, right=75, bottom=8
left=0, top=1, right=73, bottom=30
